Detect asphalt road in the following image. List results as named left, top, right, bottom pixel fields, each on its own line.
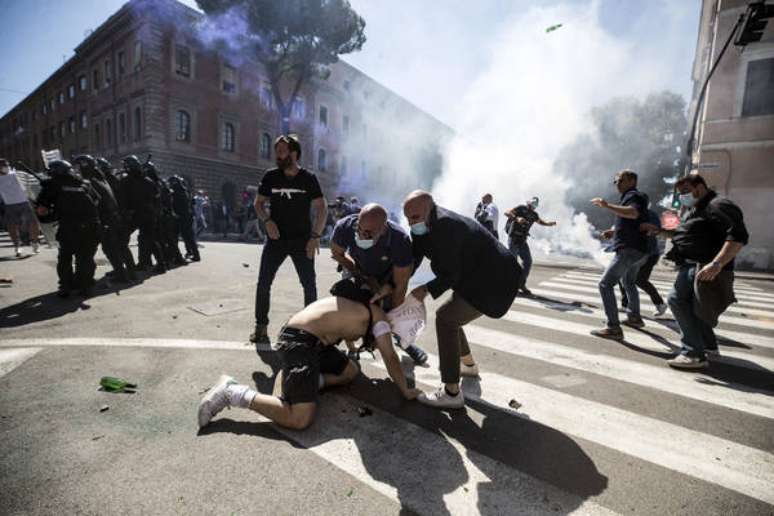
left=1, top=234, right=773, bottom=515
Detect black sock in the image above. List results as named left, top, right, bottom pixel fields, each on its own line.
left=445, top=386, right=458, bottom=397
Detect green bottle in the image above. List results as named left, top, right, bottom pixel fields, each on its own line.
left=100, top=376, right=137, bottom=392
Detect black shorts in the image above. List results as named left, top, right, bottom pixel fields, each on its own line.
left=277, top=326, right=350, bottom=405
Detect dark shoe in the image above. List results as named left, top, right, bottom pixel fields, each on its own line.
left=191, top=255, right=201, bottom=262
left=78, top=287, right=93, bottom=298
left=153, top=264, right=167, bottom=274
left=520, top=286, right=533, bottom=296
left=250, top=325, right=271, bottom=351
left=57, top=289, right=71, bottom=299
left=590, top=326, right=624, bottom=341
left=404, top=344, right=428, bottom=365
left=622, top=315, right=645, bottom=329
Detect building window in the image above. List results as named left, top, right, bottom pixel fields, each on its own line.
left=50, top=98, right=56, bottom=111
left=104, top=59, right=112, bottom=84
left=260, top=132, right=271, bottom=159
left=742, top=58, right=774, bottom=117
left=292, top=97, right=305, bottom=119
left=133, top=41, right=143, bottom=71
left=93, top=69, right=100, bottom=91
left=79, top=75, right=88, bottom=91
left=319, top=105, right=328, bottom=127
left=342, top=115, right=349, bottom=135
left=68, top=116, right=75, bottom=134
left=42, top=102, right=48, bottom=116
left=67, top=84, right=75, bottom=99
left=175, top=45, right=191, bottom=77
left=95, top=122, right=101, bottom=149
left=222, top=64, right=236, bottom=94
left=134, top=107, right=142, bottom=141
left=317, top=148, right=327, bottom=172
left=175, top=110, right=191, bottom=141
left=222, top=122, right=235, bottom=151
left=58, top=91, right=65, bottom=104
left=31, top=109, right=36, bottom=122
left=106, top=119, right=112, bottom=146
left=118, top=51, right=126, bottom=76
left=58, top=121, right=65, bottom=139
left=119, top=113, right=126, bottom=143
left=260, top=83, right=273, bottom=109
left=80, top=111, right=88, bottom=129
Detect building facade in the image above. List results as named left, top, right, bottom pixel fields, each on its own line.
left=689, top=0, right=774, bottom=269
left=0, top=0, right=452, bottom=211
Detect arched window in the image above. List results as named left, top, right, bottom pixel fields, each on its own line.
left=222, top=122, right=235, bottom=152
left=317, top=148, right=327, bottom=172
left=259, top=132, right=271, bottom=159
left=133, top=107, right=142, bottom=141
left=176, top=110, right=191, bottom=142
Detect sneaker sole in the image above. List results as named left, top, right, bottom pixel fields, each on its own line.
left=197, top=374, right=236, bottom=428
left=590, top=332, right=624, bottom=341
left=667, top=361, right=708, bottom=370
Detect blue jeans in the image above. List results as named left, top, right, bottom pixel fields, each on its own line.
left=599, top=248, right=647, bottom=327
left=254, top=238, right=317, bottom=326
left=667, top=265, right=717, bottom=359
left=509, top=239, right=532, bottom=289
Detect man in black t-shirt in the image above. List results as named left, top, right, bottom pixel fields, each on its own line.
left=589, top=170, right=649, bottom=341
left=504, top=197, right=556, bottom=295
left=250, top=134, right=328, bottom=346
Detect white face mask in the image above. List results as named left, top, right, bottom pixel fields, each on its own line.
left=679, top=193, right=696, bottom=208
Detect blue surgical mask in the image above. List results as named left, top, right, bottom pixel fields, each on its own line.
left=679, top=193, right=696, bottom=209
left=355, top=237, right=374, bottom=250
left=410, top=221, right=429, bottom=235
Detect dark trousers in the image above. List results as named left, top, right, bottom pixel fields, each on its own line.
left=509, top=238, right=532, bottom=289
left=178, top=213, right=199, bottom=259
left=56, top=222, right=99, bottom=291
left=620, top=254, right=664, bottom=307
left=668, top=264, right=717, bottom=358
left=436, top=293, right=483, bottom=384
left=254, top=238, right=317, bottom=326
left=100, top=221, right=136, bottom=279
left=130, top=214, right=165, bottom=269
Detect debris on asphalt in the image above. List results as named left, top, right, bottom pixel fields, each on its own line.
left=99, top=376, right=137, bottom=393
left=198, top=386, right=211, bottom=395
left=242, top=263, right=249, bottom=268
left=346, top=488, right=354, bottom=497
left=92, top=435, right=105, bottom=440
left=0, top=277, right=13, bottom=284
left=357, top=406, right=373, bottom=417
left=508, top=399, right=522, bottom=410
left=99, top=405, right=109, bottom=412
left=172, top=315, right=178, bottom=319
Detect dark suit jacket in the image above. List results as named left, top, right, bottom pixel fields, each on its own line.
left=412, top=205, right=521, bottom=318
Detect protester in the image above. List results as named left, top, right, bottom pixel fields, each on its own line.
left=193, top=190, right=208, bottom=236
left=619, top=206, right=667, bottom=316
left=198, top=295, right=420, bottom=430
left=330, top=202, right=428, bottom=364
left=655, top=174, right=749, bottom=369
left=251, top=134, right=328, bottom=346
left=0, top=158, right=40, bottom=256
left=504, top=197, right=556, bottom=295
left=404, top=190, right=521, bottom=408
left=349, top=196, right=362, bottom=213
left=474, top=193, right=499, bottom=239
left=589, top=170, right=649, bottom=340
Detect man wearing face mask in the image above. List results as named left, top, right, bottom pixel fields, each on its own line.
left=652, top=174, right=748, bottom=370
left=330, top=202, right=428, bottom=364
left=251, top=134, right=328, bottom=347
left=504, top=196, right=557, bottom=295
left=589, top=170, right=650, bottom=340
left=403, top=190, right=521, bottom=408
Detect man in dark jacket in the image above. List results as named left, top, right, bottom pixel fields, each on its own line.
left=404, top=190, right=521, bottom=408
left=658, top=174, right=748, bottom=370
left=121, top=155, right=166, bottom=274
left=169, top=175, right=200, bottom=261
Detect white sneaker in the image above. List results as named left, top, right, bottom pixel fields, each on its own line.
left=198, top=374, right=238, bottom=427
left=460, top=362, right=479, bottom=377
left=667, top=354, right=707, bottom=370
left=418, top=386, right=464, bottom=409
left=654, top=303, right=668, bottom=317
left=14, top=247, right=22, bottom=257
left=32, top=241, right=40, bottom=254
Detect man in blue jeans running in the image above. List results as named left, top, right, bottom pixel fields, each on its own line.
left=590, top=170, right=649, bottom=341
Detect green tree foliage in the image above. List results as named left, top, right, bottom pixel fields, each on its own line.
left=554, top=91, right=687, bottom=229
left=196, top=0, right=366, bottom=133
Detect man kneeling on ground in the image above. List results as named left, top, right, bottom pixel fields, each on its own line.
left=198, top=296, right=421, bottom=430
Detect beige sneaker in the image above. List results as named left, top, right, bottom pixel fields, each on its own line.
left=460, top=362, right=479, bottom=377
left=418, top=386, right=464, bottom=409
left=667, top=354, right=707, bottom=370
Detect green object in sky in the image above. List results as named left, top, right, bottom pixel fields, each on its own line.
left=546, top=23, right=563, bottom=33
left=100, top=376, right=137, bottom=392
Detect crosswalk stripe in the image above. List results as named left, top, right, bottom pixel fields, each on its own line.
left=0, top=347, right=42, bottom=378
left=565, top=271, right=766, bottom=295
left=511, top=296, right=774, bottom=352
left=365, top=353, right=774, bottom=506
left=461, top=324, right=774, bottom=419
left=500, top=309, right=774, bottom=372
left=539, top=281, right=774, bottom=320
left=559, top=274, right=774, bottom=304
left=528, top=286, right=774, bottom=331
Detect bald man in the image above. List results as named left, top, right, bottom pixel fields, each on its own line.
left=330, top=203, right=428, bottom=364
left=404, top=191, right=521, bottom=408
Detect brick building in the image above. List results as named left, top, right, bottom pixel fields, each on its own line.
left=0, top=0, right=452, bottom=211
left=689, top=0, right=774, bottom=269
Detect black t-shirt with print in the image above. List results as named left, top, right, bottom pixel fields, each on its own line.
left=258, top=167, right=323, bottom=240
left=506, top=205, right=539, bottom=243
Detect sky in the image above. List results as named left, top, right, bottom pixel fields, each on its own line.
left=0, top=0, right=701, bottom=128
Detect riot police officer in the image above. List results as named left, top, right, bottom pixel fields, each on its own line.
left=35, top=160, right=101, bottom=297
left=168, top=175, right=200, bottom=261
left=143, top=161, right=185, bottom=267
left=121, top=155, right=166, bottom=274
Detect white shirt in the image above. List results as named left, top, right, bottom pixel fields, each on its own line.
left=484, top=203, right=499, bottom=230
left=0, top=169, right=30, bottom=205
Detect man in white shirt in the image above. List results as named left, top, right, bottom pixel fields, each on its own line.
left=474, top=193, right=499, bottom=240
left=0, top=159, right=40, bottom=257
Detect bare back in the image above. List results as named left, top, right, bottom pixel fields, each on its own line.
left=286, top=297, right=382, bottom=345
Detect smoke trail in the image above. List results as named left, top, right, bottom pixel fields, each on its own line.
left=431, top=2, right=676, bottom=265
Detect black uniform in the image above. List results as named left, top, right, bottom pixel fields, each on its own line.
left=36, top=162, right=101, bottom=295
left=121, top=157, right=166, bottom=273
left=170, top=176, right=199, bottom=261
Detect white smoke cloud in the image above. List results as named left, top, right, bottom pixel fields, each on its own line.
left=431, top=2, right=681, bottom=265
